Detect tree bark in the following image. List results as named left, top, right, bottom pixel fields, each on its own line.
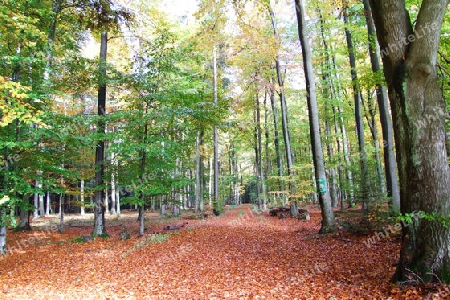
left=269, top=4, right=295, bottom=216
left=80, top=179, right=85, bottom=216
left=295, top=0, right=336, bottom=233
left=269, top=79, right=283, bottom=186
left=343, top=5, right=370, bottom=207
left=212, top=46, right=220, bottom=214
left=195, top=130, right=202, bottom=212
left=0, top=208, right=6, bottom=254
left=370, top=0, right=450, bottom=283
left=363, top=0, right=400, bottom=211
left=319, top=14, right=338, bottom=208
left=93, top=31, right=108, bottom=237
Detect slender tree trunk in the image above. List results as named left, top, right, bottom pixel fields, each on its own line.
left=231, top=144, right=240, bottom=205
left=295, top=0, right=336, bottom=233
left=208, top=156, right=213, bottom=206
left=59, top=193, right=64, bottom=234
left=269, top=5, right=296, bottom=215
left=213, top=46, right=220, bottom=214
left=110, top=161, right=116, bottom=215
left=80, top=179, right=85, bottom=216
left=195, top=130, right=202, bottom=212
left=0, top=208, right=6, bottom=254
left=263, top=90, right=271, bottom=203
left=319, top=16, right=338, bottom=208
left=139, top=100, right=149, bottom=236
left=363, top=93, right=386, bottom=196
left=269, top=79, right=283, bottom=186
left=33, top=192, right=39, bottom=219
left=363, top=0, right=400, bottom=211
left=199, top=129, right=205, bottom=211
left=46, top=191, right=50, bottom=216
left=327, top=45, right=355, bottom=206
left=343, top=5, right=370, bottom=207
left=254, top=88, right=266, bottom=210
left=93, top=31, right=108, bottom=237
left=370, top=0, right=450, bottom=283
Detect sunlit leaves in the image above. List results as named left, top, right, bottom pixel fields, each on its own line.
left=0, top=77, right=44, bottom=126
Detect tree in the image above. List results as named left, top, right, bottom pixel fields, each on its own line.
left=362, top=0, right=400, bottom=211
left=294, top=0, right=336, bottom=233
left=92, top=31, right=108, bottom=237
left=369, top=0, right=450, bottom=283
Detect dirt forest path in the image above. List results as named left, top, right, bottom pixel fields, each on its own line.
left=0, top=204, right=440, bottom=299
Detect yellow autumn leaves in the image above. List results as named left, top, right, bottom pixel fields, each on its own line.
left=0, top=76, right=43, bottom=127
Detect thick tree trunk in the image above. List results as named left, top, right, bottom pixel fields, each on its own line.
left=295, top=0, right=336, bottom=233
left=18, top=195, right=32, bottom=231
left=370, top=0, right=450, bottom=283
left=363, top=0, right=400, bottom=210
left=93, top=31, right=108, bottom=237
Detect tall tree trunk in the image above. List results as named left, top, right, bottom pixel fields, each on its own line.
left=231, top=143, right=240, bottom=205
left=208, top=156, right=213, bottom=206
left=59, top=193, right=64, bottom=234
left=363, top=0, right=400, bottom=211
left=333, top=107, right=346, bottom=211
left=370, top=0, right=450, bottom=283
left=212, top=46, right=220, bottom=214
left=295, top=0, right=336, bottom=233
left=138, top=100, right=150, bottom=236
left=269, top=79, right=283, bottom=187
left=46, top=191, right=50, bottom=216
left=80, top=179, right=85, bottom=216
left=195, top=130, right=202, bottom=212
left=110, top=161, right=116, bottom=215
left=331, top=53, right=355, bottom=206
left=0, top=207, right=6, bottom=254
left=93, top=31, right=108, bottom=237
left=319, top=15, right=338, bottom=208
left=269, top=4, right=295, bottom=215
left=263, top=90, right=271, bottom=201
left=363, top=93, right=386, bottom=197
left=254, top=88, right=266, bottom=210
left=343, top=5, right=370, bottom=207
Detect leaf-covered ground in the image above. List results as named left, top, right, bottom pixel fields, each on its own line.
left=0, top=204, right=449, bottom=299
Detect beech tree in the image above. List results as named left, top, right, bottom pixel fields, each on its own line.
left=295, top=0, right=336, bottom=233
left=369, top=0, right=450, bottom=283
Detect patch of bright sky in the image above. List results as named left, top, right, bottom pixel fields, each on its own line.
left=158, top=0, right=199, bottom=24
left=81, top=0, right=200, bottom=59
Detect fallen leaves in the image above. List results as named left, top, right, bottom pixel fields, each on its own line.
left=0, top=206, right=448, bottom=299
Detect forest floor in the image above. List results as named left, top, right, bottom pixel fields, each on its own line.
left=0, top=204, right=449, bottom=299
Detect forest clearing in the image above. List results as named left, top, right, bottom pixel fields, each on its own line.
left=0, top=204, right=449, bottom=299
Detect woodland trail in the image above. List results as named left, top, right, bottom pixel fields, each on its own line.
left=0, top=204, right=446, bottom=299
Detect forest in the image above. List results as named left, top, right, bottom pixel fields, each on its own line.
left=0, top=0, right=450, bottom=298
